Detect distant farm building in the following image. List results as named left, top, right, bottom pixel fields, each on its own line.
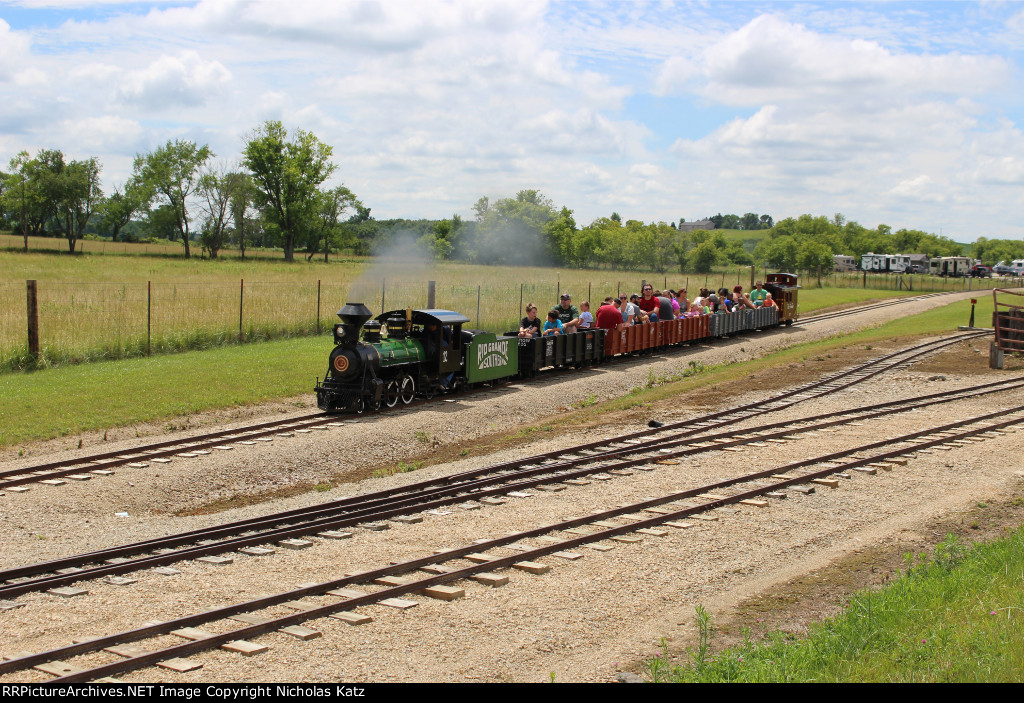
left=677, top=219, right=716, bottom=232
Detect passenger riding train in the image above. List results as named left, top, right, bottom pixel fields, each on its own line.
left=314, top=274, right=799, bottom=413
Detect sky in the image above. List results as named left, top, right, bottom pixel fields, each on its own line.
left=1, top=0, right=1023, bottom=242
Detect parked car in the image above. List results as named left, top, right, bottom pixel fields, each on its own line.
left=907, top=263, right=929, bottom=274
left=969, top=265, right=993, bottom=278
left=993, top=265, right=1019, bottom=276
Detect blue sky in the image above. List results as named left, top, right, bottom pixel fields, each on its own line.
left=2, top=0, right=1023, bottom=241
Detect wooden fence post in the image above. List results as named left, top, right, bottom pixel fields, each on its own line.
left=427, top=280, right=436, bottom=309
left=239, top=279, right=244, bottom=342
left=519, top=283, right=523, bottom=317
left=26, top=279, right=39, bottom=357
left=147, top=281, right=152, bottom=355
left=476, top=285, right=481, bottom=328
left=381, top=279, right=386, bottom=313
left=316, top=279, right=321, bottom=334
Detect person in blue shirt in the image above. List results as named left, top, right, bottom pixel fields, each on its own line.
left=542, top=311, right=563, bottom=336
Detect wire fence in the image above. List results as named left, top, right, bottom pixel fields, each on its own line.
left=1, top=269, right=1010, bottom=371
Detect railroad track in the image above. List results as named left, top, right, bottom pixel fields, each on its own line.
left=0, top=332, right=999, bottom=600
left=3, top=401, right=1021, bottom=682
left=0, top=326, right=987, bottom=493
left=797, top=289, right=968, bottom=325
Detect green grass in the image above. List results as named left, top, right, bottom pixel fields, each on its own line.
left=0, top=335, right=327, bottom=446
left=644, top=529, right=1024, bottom=682
left=798, top=288, right=920, bottom=314
left=5, top=246, right=1010, bottom=372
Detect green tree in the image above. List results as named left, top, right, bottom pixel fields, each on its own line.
left=198, top=168, right=250, bottom=259
left=100, top=177, right=151, bottom=243
left=143, top=203, right=179, bottom=242
left=469, top=189, right=558, bottom=265
left=50, top=157, right=102, bottom=253
left=2, top=152, right=41, bottom=250
left=545, top=206, right=579, bottom=266
left=755, top=234, right=799, bottom=271
left=687, top=239, right=719, bottom=273
left=228, top=173, right=256, bottom=258
left=740, top=212, right=761, bottom=231
left=306, top=185, right=359, bottom=262
left=242, top=120, right=337, bottom=262
left=134, top=139, right=213, bottom=258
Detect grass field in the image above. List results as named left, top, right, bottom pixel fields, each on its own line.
left=1, top=248, right=1005, bottom=372
left=644, top=526, right=1024, bottom=682
left=0, top=292, right=990, bottom=448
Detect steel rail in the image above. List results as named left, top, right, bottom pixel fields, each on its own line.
left=2, top=371, right=1019, bottom=601
left=0, top=333, right=994, bottom=597
left=8, top=406, right=1022, bottom=683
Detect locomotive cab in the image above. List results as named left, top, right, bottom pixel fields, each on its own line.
left=376, top=308, right=470, bottom=394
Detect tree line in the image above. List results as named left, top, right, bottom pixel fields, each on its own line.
left=0, top=121, right=362, bottom=261
left=3, top=125, right=996, bottom=271
left=409, top=197, right=972, bottom=274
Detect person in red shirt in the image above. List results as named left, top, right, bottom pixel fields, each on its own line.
left=596, top=297, right=622, bottom=330
left=636, top=284, right=659, bottom=321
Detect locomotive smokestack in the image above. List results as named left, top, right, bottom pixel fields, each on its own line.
left=336, top=302, right=373, bottom=345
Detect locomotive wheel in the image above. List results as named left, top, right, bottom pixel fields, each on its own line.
left=352, top=397, right=365, bottom=414
left=400, top=375, right=416, bottom=404
left=384, top=380, right=400, bottom=408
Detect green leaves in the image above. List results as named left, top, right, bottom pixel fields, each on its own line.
left=133, top=139, right=213, bottom=257
left=242, top=120, right=338, bottom=261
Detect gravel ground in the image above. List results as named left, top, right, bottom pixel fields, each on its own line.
left=2, top=289, right=1022, bottom=683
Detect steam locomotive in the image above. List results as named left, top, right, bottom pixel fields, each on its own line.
left=315, top=274, right=800, bottom=413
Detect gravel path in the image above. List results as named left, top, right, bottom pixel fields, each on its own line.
left=1, top=289, right=1021, bottom=683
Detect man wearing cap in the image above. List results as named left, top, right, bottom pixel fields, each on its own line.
left=550, top=293, right=581, bottom=333
left=750, top=281, right=768, bottom=307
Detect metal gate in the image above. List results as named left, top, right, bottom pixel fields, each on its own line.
left=993, top=289, right=1024, bottom=353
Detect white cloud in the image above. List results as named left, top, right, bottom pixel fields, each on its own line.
left=659, top=14, right=1009, bottom=106
left=0, top=19, right=32, bottom=82
left=654, top=55, right=699, bottom=96
left=2, top=3, right=1023, bottom=239
left=59, top=115, right=145, bottom=153
left=887, top=175, right=946, bottom=203
left=144, top=0, right=547, bottom=53
left=117, top=51, right=231, bottom=109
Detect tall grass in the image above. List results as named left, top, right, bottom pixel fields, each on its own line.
left=1, top=249, right=1013, bottom=371
left=645, top=528, right=1024, bottom=682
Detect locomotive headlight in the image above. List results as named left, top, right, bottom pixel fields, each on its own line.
left=333, top=323, right=345, bottom=345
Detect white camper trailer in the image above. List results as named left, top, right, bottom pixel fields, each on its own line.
left=929, top=256, right=972, bottom=277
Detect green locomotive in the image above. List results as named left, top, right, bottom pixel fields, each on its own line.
left=315, top=303, right=518, bottom=413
